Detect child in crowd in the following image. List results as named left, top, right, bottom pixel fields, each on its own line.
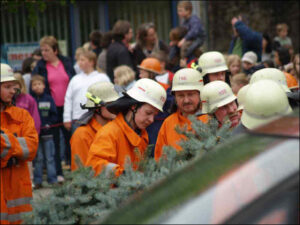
left=273, top=23, right=293, bottom=50
left=63, top=50, right=110, bottom=133
left=168, top=26, right=187, bottom=72
left=113, top=65, right=136, bottom=96
left=227, top=54, right=242, bottom=77
left=151, top=50, right=175, bottom=85
left=177, top=0, right=205, bottom=61
left=230, top=73, right=249, bottom=95
left=31, top=75, right=58, bottom=189
left=73, top=47, right=85, bottom=74
left=14, top=73, right=41, bottom=134
left=241, top=51, right=264, bottom=76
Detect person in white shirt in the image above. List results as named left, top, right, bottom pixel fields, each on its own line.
left=63, top=50, right=110, bottom=133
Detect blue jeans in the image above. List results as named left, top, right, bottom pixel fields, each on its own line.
left=33, top=136, right=57, bottom=184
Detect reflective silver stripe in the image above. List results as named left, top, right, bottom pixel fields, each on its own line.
left=7, top=197, right=32, bottom=208
left=17, top=137, right=29, bottom=159
left=104, top=163, right=118, bottom=177
left=0, top=212, right=29, bottom=222
left=244, top=105, right=291, bottom=120
left=0, top=133, right=11, bottom=158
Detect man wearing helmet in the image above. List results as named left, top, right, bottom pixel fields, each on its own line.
left=70, top=82, right=120, bottom=171
left=197, top=51, right=231, bottom=85
left=137, top=57, right=174, bottom=157
left=1, top=64, right=38, bottom=224
left=250, top=68, right=299, bottom=108
left=239, top=79, right=292, bottom=131
left=86, top=78, right=167, bottom=177
left=154, top=68, right=208, bottom=161
left=201, top=80, right=240, bottom=129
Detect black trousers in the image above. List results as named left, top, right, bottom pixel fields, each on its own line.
left=52, top=106, right=71, bottom=176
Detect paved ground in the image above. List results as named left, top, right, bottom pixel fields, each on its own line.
left=32, top=165, right=71, bottom=201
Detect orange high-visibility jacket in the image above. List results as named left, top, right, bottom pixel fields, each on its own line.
left=1, top=106, right=38, bottom=224
left=70, top=117, right=102, bottom=171
left=86, top=113, right=148, bottom=177
left=154, top=110, right=209, bottom=161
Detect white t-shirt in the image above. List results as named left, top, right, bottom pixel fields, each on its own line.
left=63, top=70, right=110, bottom=122
left=155, top=72, right=169, bottom=84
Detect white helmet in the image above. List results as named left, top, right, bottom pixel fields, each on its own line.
left=241, top=80, right=292, bottom=130
left=250, top=68, right=291, bottom=92
left=0, top=63, right=16, bottom=83
left=237, top=84, right=250, bottom=111
left=126, top=78, right=166, bottom=112
left=172, top=68, right=203, bottom=92
left=84, top=82, right=120, bottom=108
left=198, top=51, right=228, bottom=77
left=201, top=81, right=236, bottom=114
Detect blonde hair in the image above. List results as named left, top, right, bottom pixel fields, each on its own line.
left=231, top=73, right=249, bottom=86
left=177, top=1, right=193, bottom=12
left=31, top=74, right=45, bottom=85
left=227, top=54, right=242, bottom=73
left=114, top=65, right=136, bottom=86
left=80, top=50, right=97, bottom=69
left=14, top=72, right=27, bottom=94
left=276, top=23, right=289, bottom=34
left=39, top=35, right=60, bottom=54
left=75, top=47, right=85, bottom=61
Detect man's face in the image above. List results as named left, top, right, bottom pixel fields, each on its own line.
left=214, top=101, right=240, bottom=128
left=208, top=71, right=226, bottom=82
left=1, top=81, right=18, bottom=103
left=175, top=90, right=200, bottom=116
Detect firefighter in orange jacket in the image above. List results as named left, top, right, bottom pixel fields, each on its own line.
left=155, top=68, right=209, bottom=161
left=86, top=78, right=166, bottom=177
left=70, top=82, right=120, bottom=171
left=0, top=63, right=38, bottom=224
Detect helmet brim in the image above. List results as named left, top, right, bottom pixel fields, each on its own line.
left=241, top=106, right=292, bottom=130
left=0, top=77, right=17, bottom=83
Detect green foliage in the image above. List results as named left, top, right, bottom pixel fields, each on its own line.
left=23, top=116, right=231, bottom=224
left=1, top=0, right=75, bottom=27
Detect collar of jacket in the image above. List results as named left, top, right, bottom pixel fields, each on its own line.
left=176, top=110, right=210, bottom=130
left=1, top=106, right=23, bottom=124
left=89, top=116, right=103, bottom=133
left=115, top=113, right=148, bottom=147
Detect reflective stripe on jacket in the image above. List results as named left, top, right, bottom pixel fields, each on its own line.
left=1, top=106, right=38, bottom=224
left=70, top=117, right=102, bottom=171
left=86, top=113, right=148, bottom=177
left=154, top=110, right=209, bottom=161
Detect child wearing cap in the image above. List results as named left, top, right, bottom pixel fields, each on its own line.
left=241, top=51, right=264, bottom=76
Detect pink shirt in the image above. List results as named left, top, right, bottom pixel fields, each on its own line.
left=46, top=61, right=70, bottom=106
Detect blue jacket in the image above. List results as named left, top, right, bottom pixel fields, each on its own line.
left=31, top=54, right=75, bottom=96
left=183, top=15, right=205, bottom=41
left=32, top=91, right=58, bottom=136
left=146, top=86, right=174, bottom=157
left=228, top=21, right=262, bottom=62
